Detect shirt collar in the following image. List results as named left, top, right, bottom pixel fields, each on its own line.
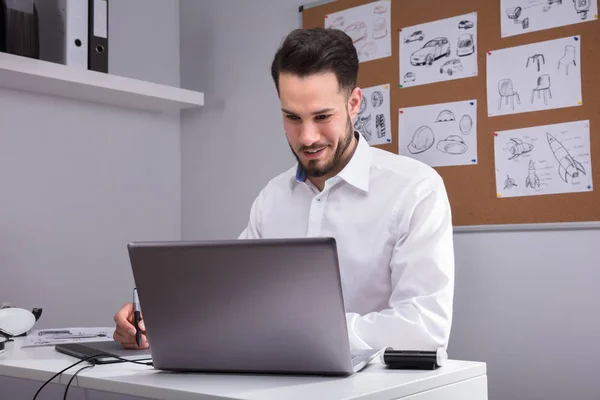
left=291, top=131, right=372, bottom=192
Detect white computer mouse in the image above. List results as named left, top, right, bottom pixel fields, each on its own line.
left=0, top=308, right=36, bottom=337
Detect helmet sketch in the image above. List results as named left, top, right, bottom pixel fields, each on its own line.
left=435, top=110, right=455, bottom=122
left=407, top=125, right=435, bottom=154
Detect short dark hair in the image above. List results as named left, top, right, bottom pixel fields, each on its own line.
left=270, top=27, right=359, bottom=97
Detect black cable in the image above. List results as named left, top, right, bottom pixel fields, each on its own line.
left=32, top=352, right=153, bottom=400
left=63, top=363, right=95, bottom=400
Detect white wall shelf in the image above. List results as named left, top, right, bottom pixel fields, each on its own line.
left=0, top=52, right=204, bottom=112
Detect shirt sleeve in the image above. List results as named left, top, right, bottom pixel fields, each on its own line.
left=238, top=187, right=265, bottom=240
left=345, top=172, right=455, bottom=351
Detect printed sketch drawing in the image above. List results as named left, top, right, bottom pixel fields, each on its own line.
left=407, top=125, right=435, bottom=154
left=458, top=19, right=475, bottom=29
left=531, top=74, right=552, bottom=105
left=410, top=37, right=451, bottom=66
left=573, top=0, right=592, bottom=19
left=404, top=72, right=416, bottom=82
left=526, top=53, right=545, bottom=72
left=508, top=138, right=534, bottom=160
left=355, top=95, right=371, bottom=140
left=373, top=17, right=387, bottom=39
left=328, top=16, right=344, bottom=29
left=504, top=0, right=591, bottom=33
left=498, top=79, right=521, bottom=111
left=459, top=114, right=473, bottom=134
left=558, top=45, right=576, bottom=75
left=435, top=110, right=455, bottom=122
left=547, top=132, right=586, bottom=183
left=345, top=22, right=367, bottom=44
left=504, top=175, right=518, bottom=189
left=359, top=41, right=378, bottom=59
left=404, top=30, right=425, bottom=43
left=354, top=86, right=389, bottom=144
left=373, top=3, right=388, bottom=16
left=437, top=135, right=468, bottom=155
left=371, top=91, right=384, bottom=107
left=457, top=33, right=475, bottom=57
left=505, top=7, right=530, bottom=30
left=440, top=59, right=463, bottom=76
left=355, top=113, right=372, bottom=140
left=525, top=160, right=541, bottom=188
left=376, top=114, right=386, bottom=139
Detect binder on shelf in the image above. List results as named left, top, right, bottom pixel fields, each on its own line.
left=35, top=0, right=88, bottom=68
left=88, top=0, right=108, bottom=73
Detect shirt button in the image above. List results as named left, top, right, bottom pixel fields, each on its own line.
left=317, top=198, right=321, bottom=202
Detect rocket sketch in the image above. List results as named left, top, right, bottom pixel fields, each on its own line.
left=508, top=138, right=534, bottom=160
left=495, top=120, right=591, bottom=198
left=546, top=132, right=586, bottom=183
left=504, top=175, right=518, bottom=189
left=525, top=160, right=541, bottom=188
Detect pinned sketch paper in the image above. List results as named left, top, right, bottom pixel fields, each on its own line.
left=501, top=0, right=598, bottom=38
left=354, top=84, right=392, bottom=145
left=487, top=36, right=582, bottom=117
left=495, top=120, right=592, bottom=198
left=398, top=100, right=478, bottom=167
left=325, top=1, right=391, bottom=63
left=399, top=12, right=478, bottom=88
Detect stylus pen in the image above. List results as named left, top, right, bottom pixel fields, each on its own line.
left=133, top=288, right=142, bottom=347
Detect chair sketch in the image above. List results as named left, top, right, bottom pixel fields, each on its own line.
left=558, top=45, right=576, bottom=75
left=531, top=74, right=552, bottom=105
left=498, top=79, right=520, bottom=111
left=526, top=54, right=545, bottom=72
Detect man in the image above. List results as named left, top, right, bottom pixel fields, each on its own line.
left=114, top=28, right=454, bottom=352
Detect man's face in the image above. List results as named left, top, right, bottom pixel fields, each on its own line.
left=279, top=72, right=361, bottom=178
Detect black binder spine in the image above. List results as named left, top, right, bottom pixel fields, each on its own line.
left=88, top=0, right=108, bottom=73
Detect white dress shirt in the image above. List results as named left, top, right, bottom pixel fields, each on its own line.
left=239, top=132, right=454, bottom=351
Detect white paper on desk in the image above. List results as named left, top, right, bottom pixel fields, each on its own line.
left=399, top=12, right=478, bottom=88
left=325, top=0, right=392, bottom=63
left=354, top=83, right=392, bottom=145
left=21, top=327, right=114, bottom=348
left=501, top=0, right=598, bottom=38
left=398, top=99, right=478, bottom=167
left=494, top=120, right=593, bottom=198
left=487, top=36, right=582, bottom=117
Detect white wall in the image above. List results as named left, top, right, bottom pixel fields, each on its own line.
left=179, top=1, right=600, bottom=399
left=180, top=0, right=303, bottom=240
left=0, top=0, right=182, bottom=328
left=451, top=228, right=600, bottom=400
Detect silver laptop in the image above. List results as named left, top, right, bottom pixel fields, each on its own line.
left=127, top=237, right=380, bottom=376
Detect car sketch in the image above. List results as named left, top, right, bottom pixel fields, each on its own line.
left=404, top=72, right=415, bottom=82
left=404, top=30, right=425, bottom=43
left=440, top=59, right=463, bottom=76
left=458, top=20, right=474, bottom=29
left=457, top=33, right=474, bottom=57
left=410, top=37, right=450, bottom=66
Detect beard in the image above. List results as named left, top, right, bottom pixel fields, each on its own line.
left=289, top=113, right=354, bottom=178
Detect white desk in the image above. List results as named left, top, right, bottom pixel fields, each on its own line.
left=0, top=338, right=488, bottom=400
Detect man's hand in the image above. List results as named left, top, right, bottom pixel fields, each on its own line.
left=113, top=302, right=149, bottom=349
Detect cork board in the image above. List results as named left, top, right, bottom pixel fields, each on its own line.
left=302, top=0, right=599, bottom=226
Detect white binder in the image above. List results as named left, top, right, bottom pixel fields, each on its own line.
left=36, top=0, right=88, bottom=68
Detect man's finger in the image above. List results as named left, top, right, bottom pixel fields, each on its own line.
left=120, top=340, right=150, bottom=350
left=113, top=329, right=133, bottom=342
left=114, top=312, right=133, bottom=329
